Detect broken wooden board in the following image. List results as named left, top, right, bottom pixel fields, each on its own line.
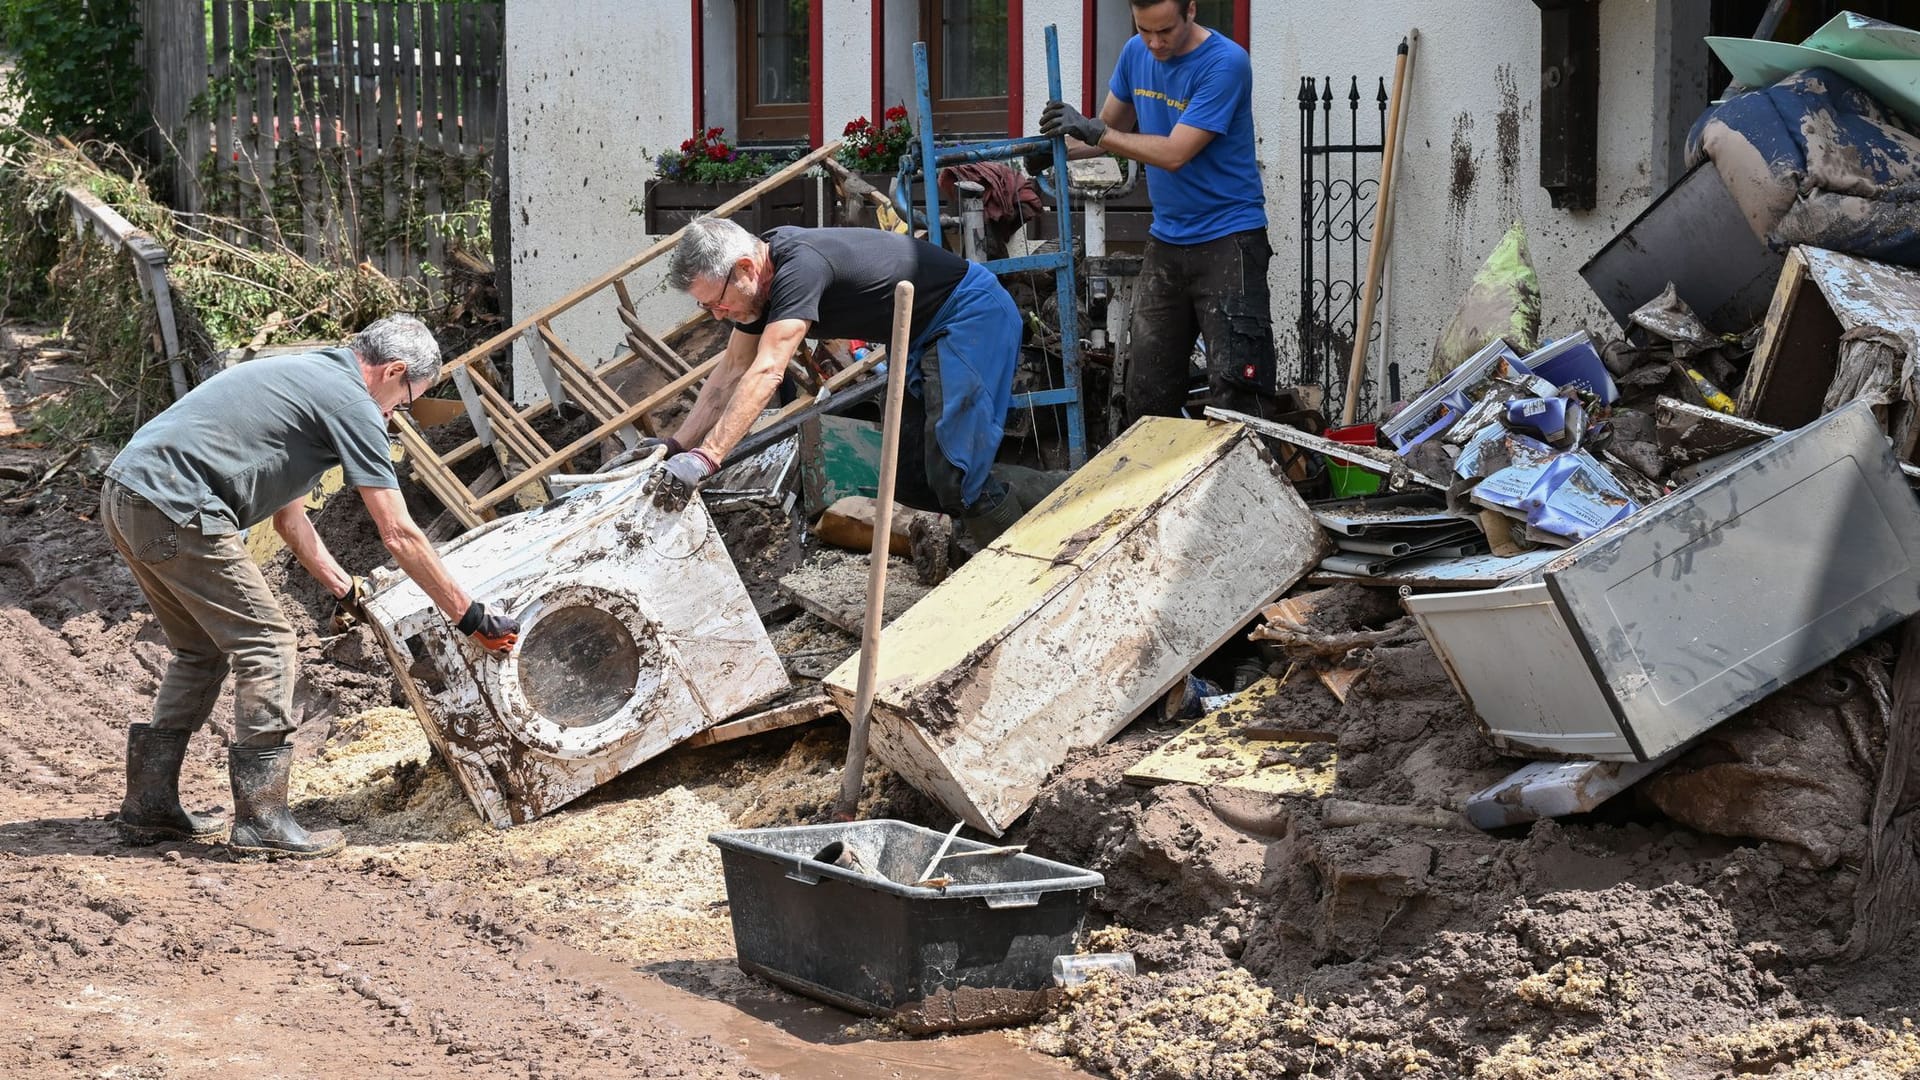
left=1740, top=246, right=1920, bottom=452
left=814, top=495, right=943, bottom=557
left=777, top=549, right=930, bottom=635
left=1125, top=675, right=1337, bottom=797
left=680, top=693, right=838, bottom=749
left=825, top=417, right=1330, bottom=834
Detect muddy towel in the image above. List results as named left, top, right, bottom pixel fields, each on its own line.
left=1687, top=67, right=1920, bottom=266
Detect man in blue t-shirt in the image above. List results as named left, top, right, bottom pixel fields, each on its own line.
left=1039, top=0, right=1281, bottom=425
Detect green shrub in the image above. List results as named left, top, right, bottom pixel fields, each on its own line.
left=0, top=0, right=144, bottom=143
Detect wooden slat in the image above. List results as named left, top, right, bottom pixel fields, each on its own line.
left=252, top=1, right=277, bottom=243
left=434, top=141, right=843, bottom=383
left=375, top=2, right=399, bottom=276
left=396, top=3, right=418, bottom=143
left=472, top=5, right=499, bottom=173
left=462, top=372, right=557, bottom=471
left=419, top=1, right=440, bottom=149
left=679, top=695, right=838, bottom=749
left=475, top=356, right=725, bottom=513
left=458, top=4, right=479, bottom=158
left=438, top=3, right=460, bottom=154
left=210, top=1, right=234, bottom=219
left=538, top=325, right=635, bottom=423
left=393, top=416, right=488, bottom=529
left=291, top=3, right=318, bottom=258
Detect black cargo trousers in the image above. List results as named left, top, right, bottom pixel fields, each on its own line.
left=1122, top=227, right=1285, bottom=425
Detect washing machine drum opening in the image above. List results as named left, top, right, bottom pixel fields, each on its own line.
left=518, top=605, right=649, bottom=728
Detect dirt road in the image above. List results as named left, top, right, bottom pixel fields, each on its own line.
left=0, top=492, right=1088, bottom=1078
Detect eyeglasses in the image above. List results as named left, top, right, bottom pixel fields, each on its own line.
left=397, top=378, right=416, bottom=415
left=692, top=269, right=740, bottom=314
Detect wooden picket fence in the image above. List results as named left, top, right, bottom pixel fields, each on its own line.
left=136, top=0, right=502, bottom=286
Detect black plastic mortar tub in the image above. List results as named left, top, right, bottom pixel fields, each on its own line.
left=709, top=819, right=1104, bottom=1032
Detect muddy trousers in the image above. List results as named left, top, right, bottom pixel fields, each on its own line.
left=1123, top=228, right=1286, bottom=426
left=99, top=479, right=298, bottom=747
left=893, top=339, right=1013, bottom=520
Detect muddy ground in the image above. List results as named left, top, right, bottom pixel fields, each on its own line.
left=5, top=451, right=1920, bottom=1077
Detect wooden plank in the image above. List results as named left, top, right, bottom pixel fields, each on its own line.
left=396, top=2, right=418, bottom=143
left=419, top=0, right=440, bottom=149
left=291, top=2, right=318, bottom=258
left=472, top=3, right=498, bottom=162
left=538, top=325, right=637, bottom=424
left=392, top=416, right=489, bottom=530
left=210, top=1, right=234, bottom=219
left=438, top=3, right=460, bottom=154
left=252, top=1, right=276, bottom=242
left=1124, top=676, right=1337, bottom=796
left=375, top=1, right=399, bottom=276
left=431, top=142, right=843, bottom=383
left=678, top=695, right=839, bottom=749
left=458, top=4, right=478, bottom=155
left=1739, top=248, right=1842, bottom=430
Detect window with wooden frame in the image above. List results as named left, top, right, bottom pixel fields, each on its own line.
left=923, top=0, right=1008, bottom=136
left=737, top=0, right=811, bottom=143
left=1193, top=0, right=1247, bottom=47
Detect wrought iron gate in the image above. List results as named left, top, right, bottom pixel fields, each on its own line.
left=1298, top=75, right=1388, bottom=422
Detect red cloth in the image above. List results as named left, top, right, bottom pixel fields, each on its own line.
left=937, top=162, right=1044, bottom=246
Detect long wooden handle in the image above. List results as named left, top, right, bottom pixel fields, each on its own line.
left=1341, top=38, right=1411, bottom=427
left=835, top=280, right=915, bottom=820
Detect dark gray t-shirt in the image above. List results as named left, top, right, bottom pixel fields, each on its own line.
left=733, top=226, right=969, bottom=341
left=106, top=348, right=398, bottom=534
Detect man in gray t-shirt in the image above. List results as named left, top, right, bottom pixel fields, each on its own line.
left=101, top=314, right=518, bottom=861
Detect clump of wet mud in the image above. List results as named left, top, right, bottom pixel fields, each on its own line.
left=1019, top=626, right=1919, bottom=1076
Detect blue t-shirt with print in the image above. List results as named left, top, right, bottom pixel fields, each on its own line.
left=1109, top=29, right=1265, bottom=245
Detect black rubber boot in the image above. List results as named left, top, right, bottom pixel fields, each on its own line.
left=119, top=724, right=226, bottom=845
left=963, top=486, right=1026, bottom=548
left=226, top=743, right=344, bottom=861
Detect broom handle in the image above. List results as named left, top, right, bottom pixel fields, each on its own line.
left=834, top=280, right=914, bottom=819
left=1341, top=37, right=1411, bottom=427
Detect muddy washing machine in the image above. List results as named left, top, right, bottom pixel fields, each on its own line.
left=363, top=460, right=790, bottom=826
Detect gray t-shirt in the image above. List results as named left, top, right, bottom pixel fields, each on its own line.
left=106, top=348, right=397, bottom=535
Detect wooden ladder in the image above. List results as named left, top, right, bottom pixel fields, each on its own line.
left=395, top=142, right=843, bottom=530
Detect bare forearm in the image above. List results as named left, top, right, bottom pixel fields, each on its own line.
left=273, top=507, right=350, bottom=597
left=381, top=524, right=471, bottom=620
left=696, top=361, right=784, bottom=459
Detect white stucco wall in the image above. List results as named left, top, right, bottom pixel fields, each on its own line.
left=1250, top=1, right=1663, bottom=400
left=505, top=0, right=697, bottom=403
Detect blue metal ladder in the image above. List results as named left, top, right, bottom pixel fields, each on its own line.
left=892, top=24, right=1086, bottom=468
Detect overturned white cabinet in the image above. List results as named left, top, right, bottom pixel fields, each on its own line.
left=364, top=465, right=789, bottom=826
left=825, top=418, right=1328, bottom=835
left=1406, top=402, right=1920, bottom=761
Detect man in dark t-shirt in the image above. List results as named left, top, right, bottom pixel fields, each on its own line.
left=101, top=315, right=518, bottom=861
left=655, top=217, right=1027, bottom=543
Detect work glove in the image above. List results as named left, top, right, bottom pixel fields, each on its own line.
left=457, top=600, right=520, bottom=653
left=329, top=576, right=367, bottom=635
left=599, top=435, right=680, bottom=473
left=1022, top=149, right=1054, bottom=177
left=1039, top=99, right=1106, bottom=147
left=663, top=448, right=720, bottom=490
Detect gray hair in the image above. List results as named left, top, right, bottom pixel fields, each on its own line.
left=666, top=216, right=758, bottom=292
left=351, top=314, right=442, bottom=382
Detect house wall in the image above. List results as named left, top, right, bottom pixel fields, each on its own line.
left=1249, top=1, right=1666, bottom=398
left=508, top=1, right=1689, bottom=410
